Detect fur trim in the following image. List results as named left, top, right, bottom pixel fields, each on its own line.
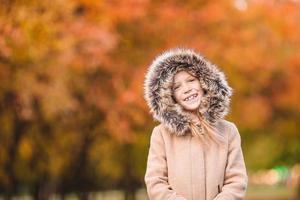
left=144, top=47, right=233, bottom=136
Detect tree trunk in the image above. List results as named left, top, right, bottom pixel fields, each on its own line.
left=4, top=112, right=28, bottom=199
left=60, top=193, right=65, bottom=200
left=3, top=194, right=12, bottom=200
left=296, top=178, right=300, bottom=200
left=77, top=192, right=89, bottom=200
left=124, top=189, right=136, bottom=200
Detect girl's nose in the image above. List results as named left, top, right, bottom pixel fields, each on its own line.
left=183, top=84, right=192, bottom=94
left=184, top=89, right=192, bottom=94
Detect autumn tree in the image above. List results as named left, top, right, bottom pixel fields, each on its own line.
left=1, top=0, right=299, bottom=200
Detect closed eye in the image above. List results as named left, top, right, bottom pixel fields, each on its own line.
left=173, top=86, right=180, bottom=90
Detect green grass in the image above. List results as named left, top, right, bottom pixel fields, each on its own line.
left=245, top=185, right=297, bottom=200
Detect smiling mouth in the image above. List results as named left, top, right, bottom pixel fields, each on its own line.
left=184, top=93, right=198, bottom=101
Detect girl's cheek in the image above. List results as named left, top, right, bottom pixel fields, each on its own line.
left=174, top=93, right=180, bottom=102
left=174, top=90, right=181, bottom=98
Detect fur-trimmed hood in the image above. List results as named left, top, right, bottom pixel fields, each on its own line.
left=144, top=48, right=233, bottom=136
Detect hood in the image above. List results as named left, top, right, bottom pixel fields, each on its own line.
left=144, top=48, right=233, bottom=136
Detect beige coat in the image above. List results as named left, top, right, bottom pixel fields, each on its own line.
left=144, top=119, right=248, bottom=200
left=143, top=48, right=248, bottom=200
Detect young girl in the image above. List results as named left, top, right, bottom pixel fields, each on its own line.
left=143, top=48, right=248, bottom=200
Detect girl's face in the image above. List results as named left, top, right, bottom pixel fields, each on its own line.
left=173, top=70, right=204, bottom=112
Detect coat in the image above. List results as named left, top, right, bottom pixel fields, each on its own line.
left=143, top=48, right=248, bottom=200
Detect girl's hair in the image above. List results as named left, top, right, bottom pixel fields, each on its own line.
left=192, top=110, right=225, bottom=146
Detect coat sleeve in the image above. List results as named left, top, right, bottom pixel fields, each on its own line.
left=144, top=126, right=187, bottom=200
left=213, top=122, right=248, bottom=200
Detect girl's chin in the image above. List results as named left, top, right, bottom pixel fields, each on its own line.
left=182, top=103, right=201, bottom=111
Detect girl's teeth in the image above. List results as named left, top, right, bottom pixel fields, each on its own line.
left=185, top=94, right=197, bottom=101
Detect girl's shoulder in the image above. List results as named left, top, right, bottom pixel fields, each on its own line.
left=217, top=119, right=242, bottom=142
left=152, top=123, right=176, bottom=137
left=216, top=119, right=235, bottom=130
left=148, top=123, right=177, bottom=146
left=151, top=123, right=188, bottom=140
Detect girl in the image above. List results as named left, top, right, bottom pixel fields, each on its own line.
left=143, top=48, right=248, bottom=200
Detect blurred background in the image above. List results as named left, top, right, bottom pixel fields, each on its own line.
left=0, top=0, right=299, bottom=199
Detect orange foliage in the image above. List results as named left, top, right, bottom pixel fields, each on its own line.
left=0, top=0, right=300, bottom=194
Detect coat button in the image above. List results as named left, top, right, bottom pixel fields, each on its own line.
left=196, top=124, right=203, bottom=133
